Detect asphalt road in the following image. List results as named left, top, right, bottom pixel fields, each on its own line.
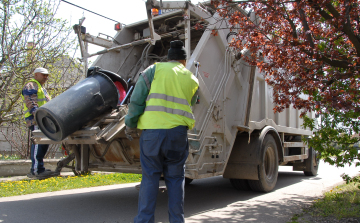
left=0, top=161, right=358, bottom=223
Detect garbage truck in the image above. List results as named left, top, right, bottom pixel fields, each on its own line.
left=32, top=0, right=319, bottom=192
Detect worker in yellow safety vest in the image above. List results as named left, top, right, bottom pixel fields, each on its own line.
left=125, top=40, right=199, bottom=223
left=22, top=67, right=58, bottom=180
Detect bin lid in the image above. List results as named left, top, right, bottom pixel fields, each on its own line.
left=87, top=67, right=128, bottom=92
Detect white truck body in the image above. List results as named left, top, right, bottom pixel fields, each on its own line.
left=34, top=1, right=317, bottom=192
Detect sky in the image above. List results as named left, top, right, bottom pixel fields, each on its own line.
left=55, top=0, right=202, bottom=62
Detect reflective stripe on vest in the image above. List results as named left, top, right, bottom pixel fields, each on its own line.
left=144, top=105, right=195, bottom=120
left=145, top=93, right=194, bottom=119
left=146, top=93, right=190, bottom=107
left=141, top=72, right=151, bottom=90
left=22, top=79, right=50, bottom=118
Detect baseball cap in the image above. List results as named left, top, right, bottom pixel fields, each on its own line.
left=33, top=67, right=49, bottom=75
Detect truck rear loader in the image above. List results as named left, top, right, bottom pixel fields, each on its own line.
left=33, top=0, right=319, bottom=192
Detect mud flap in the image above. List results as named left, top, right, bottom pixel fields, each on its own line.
left=223, top=163, right=259, bottom=180
left=223, top=133, right=261, bottom=180
left=293, top=162, right=306, bottom=171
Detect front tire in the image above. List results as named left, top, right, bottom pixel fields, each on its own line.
left=248, top=135, right=279, bottom=192
left=304, top=147, right=319, bottom=176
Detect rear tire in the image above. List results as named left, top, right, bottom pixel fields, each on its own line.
left=248, top=135, right=279, bottom=192
left=230, top=179, right=251, bottom=191
left=304, top=147, right=319, bottom=176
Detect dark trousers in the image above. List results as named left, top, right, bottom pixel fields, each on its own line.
left=29, top=125, right=49, bottom=174
left=134, top=126, right=189, bottom=223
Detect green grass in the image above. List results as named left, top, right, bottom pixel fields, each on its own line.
left=0, top=154, right=21, bottom=160
left=288, top=213, right=302, bottom=223
left=288, top=180, right=360, bottom=223
left=312, top=182, right=360, bottom=219
left=0, top=173, right=142, bottom=197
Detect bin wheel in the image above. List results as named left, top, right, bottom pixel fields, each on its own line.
left=304, top=147, right=320, bottom=176
left=248, top=135, right=279, bottom=192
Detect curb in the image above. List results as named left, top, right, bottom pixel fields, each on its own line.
left=0, top=172, right=76, bottom=182
left=0, top=159, right=70, bottom=177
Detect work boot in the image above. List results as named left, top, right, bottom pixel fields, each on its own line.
left=27, top=172, right=36, bottom=179
left=35, top=169, right=59, bottom=180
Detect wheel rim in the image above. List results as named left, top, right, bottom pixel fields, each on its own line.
left=264, top=146, right=276, bottom=180
left=312, top=150, right=320, bottom=170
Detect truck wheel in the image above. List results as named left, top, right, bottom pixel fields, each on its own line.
left=230, top=179, right=251, bottom=191
left=248, top=135, right=279, bottom=192
left=304, top=147, right=319, bottom=176
left=185, top=177, right=193, bottom=185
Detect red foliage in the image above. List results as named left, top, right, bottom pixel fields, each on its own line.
left=211, top=29, right=219, bottom=36
left=194, top=22, right=204, bottom=31
left=212, top=0, right=360, bottom=115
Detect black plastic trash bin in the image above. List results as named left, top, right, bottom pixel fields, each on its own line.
left=35, top=69, right=124, bottom=141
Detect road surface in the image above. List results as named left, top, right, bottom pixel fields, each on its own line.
left=0, top=161, right=358, bottom=223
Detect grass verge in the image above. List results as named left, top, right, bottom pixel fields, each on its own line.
left=0, top=154, right=21, bottom=160
left=0, top=173, right=142, bottom=197
left=288, top=180, right=360, bottom=223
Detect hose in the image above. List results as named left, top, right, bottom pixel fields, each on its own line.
left=90, top=139, right=117, bottom=159
left=90, top=138, right=133, bottom=164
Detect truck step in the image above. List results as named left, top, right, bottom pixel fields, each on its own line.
left=283, top=154, right=308, bottom=162
left=283, top=142, right=305, bottom=147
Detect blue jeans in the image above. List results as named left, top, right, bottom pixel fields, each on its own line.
left=30, top=125, right=49, bottom=174
left=134, top=126, right=189, bottom=223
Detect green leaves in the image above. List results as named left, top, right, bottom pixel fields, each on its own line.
left=303, top=112, right=360, bottom=168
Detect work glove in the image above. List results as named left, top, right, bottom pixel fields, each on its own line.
left=125, top=126, right=138, bottom=141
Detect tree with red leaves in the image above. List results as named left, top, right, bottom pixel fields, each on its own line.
left=210, top=0, right=360, bottom=174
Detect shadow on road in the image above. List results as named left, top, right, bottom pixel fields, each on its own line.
left=183, top=170, right=320, bottom=222
left=0, top=169, right=321, bottom=223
